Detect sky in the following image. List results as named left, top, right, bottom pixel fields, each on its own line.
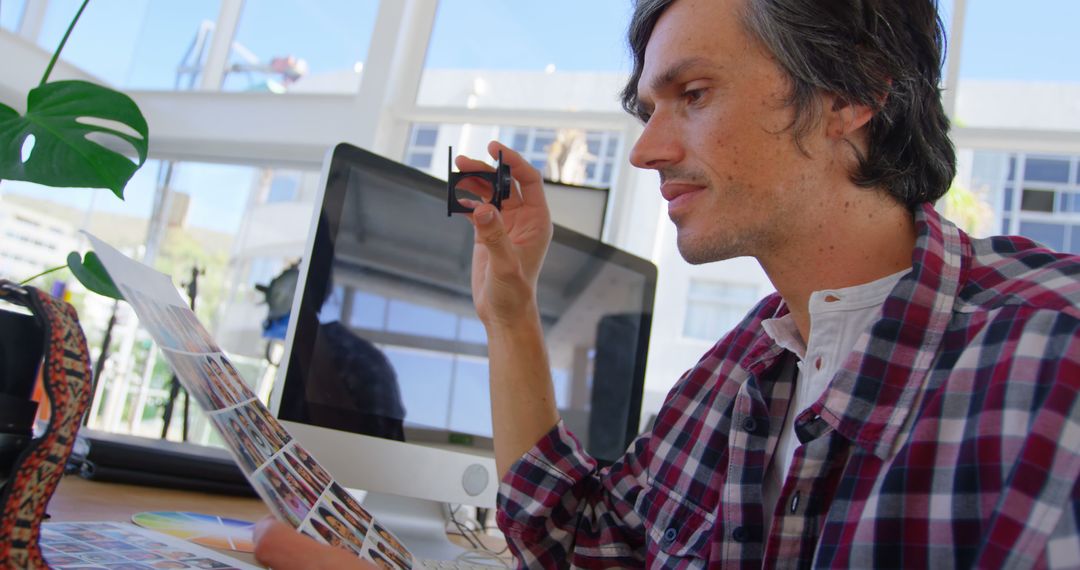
left=2, top=0, right=1078, bottom=234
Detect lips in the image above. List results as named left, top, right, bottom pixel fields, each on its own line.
left=660, top=182, right=706, bottom=202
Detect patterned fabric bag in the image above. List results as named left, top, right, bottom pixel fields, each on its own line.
left=0, top=280, right=92, bottom=569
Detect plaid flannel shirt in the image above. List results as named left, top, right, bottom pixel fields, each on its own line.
left=497, top=204, right=1080, bottom=568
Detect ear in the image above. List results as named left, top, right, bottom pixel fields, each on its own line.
left=825, top=95, right=877, bottom=139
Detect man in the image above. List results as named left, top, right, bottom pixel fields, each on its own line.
left=254, top=0, right=1080, bottom=567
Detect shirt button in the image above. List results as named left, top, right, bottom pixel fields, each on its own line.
left=741, top=417, right=757, bottom=433
left=789, top=491, right=801, bottom=514
left=732, top=526, right=748, bottom=543
left=662, top=527, right=678, bottom=544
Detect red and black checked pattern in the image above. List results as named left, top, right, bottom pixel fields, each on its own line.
left=497, top=205, right=1080, bottom=568
left=0, top=284, right=92, bottom=569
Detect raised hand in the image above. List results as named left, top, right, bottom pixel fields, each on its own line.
left=455, top=141, right=553, bottom=328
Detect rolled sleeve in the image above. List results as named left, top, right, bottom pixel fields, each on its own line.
left=497, top=420, right=649, bottom=567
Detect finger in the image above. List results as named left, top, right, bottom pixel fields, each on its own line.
left=470, top=204, right=521, bottom=280
left=253, top=518, right=372, bottom=570
left=454, top=153, right=494, bottom=173
left=486, top=141, right=546, bottom=208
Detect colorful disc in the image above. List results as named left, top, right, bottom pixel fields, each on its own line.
left=131, top=511, right=255, bottom=553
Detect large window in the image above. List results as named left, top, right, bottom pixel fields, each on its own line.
left=999, top=154, right=1080, bottom=254
left=417, top=0, right=632, bottom=112
left=969, top=151, right=1080, bottom=254
left=0, top=160, right=315, bottom=443
left=35, top=0, right=221, bottom=90
left=953, top=1, right=1080, bottom=131
left=223, top=0, right=379, bottom=93
left=0, top=0, right=26, bottom=32
left=403, top=124, right=440, bottom=170
left=683, top=280, right=759, bottom=342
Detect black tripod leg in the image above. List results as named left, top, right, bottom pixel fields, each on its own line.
left=160, top=375, right=180, bottom=439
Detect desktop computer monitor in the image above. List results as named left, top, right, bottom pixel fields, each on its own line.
left=270, top=143, right=656, bottom=558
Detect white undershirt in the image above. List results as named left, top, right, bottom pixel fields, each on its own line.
left=759, top=268, right=910, bottom=534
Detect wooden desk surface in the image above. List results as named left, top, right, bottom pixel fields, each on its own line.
left=48, top=475, right=268, bottom=566
left=48, top=475, right=512, bottom=567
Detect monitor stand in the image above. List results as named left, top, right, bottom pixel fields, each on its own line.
left=353, top=489, right=470, bottom=562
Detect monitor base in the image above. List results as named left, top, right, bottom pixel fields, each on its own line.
left=355, top=489, right=471, bottom=562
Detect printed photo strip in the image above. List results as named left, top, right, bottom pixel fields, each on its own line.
left=90, top=236, right=414, bottom=568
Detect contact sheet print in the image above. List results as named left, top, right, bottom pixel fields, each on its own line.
left=87, top=234, right=415, bottom=570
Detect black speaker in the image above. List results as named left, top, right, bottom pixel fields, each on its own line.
left=0, top=308, right=45, bottom=488
left=587, top=313, right=647, bottom=462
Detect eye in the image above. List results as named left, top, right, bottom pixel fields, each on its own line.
left=683, top=87, right=707, bottom=105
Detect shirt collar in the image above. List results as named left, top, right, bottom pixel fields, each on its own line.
left=817, top=203, right=967, bottom=459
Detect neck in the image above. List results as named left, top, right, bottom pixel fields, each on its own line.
left=759, top=189, right=917, bottom=343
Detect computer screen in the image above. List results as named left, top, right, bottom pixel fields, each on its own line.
left=271, top=143, right=656, bottom=518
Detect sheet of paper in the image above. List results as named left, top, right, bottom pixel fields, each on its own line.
left=41, top=520, right=259, bottom=569
left=85, top=233, right=415, bottom=569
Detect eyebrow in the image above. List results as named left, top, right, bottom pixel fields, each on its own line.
left=649, top=57, right=723, bottom=94
left=635, top=57, right=724, bottom=117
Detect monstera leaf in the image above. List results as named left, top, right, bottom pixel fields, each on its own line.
left=0, top=80, right=149, bottom=199
left=66, top=251, right=122, bottom=300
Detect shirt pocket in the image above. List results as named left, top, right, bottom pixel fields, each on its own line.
left=638, top=483, right=716, bottom=560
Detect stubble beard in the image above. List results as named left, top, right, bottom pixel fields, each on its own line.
left=676, top=226, right=748, bottom=265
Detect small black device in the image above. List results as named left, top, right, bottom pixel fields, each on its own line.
left=446, top=146, right=512, bottom=216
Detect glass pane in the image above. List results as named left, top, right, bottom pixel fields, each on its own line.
left=224, top=0, right=379, bottom=93
left=386, top=347, right=453, bottom=429
left=417, top=0, right=632, bottom=112
left=457, top=317, right=486, bottom=344
left=1, top=0, right=26, bottom=32
left=2, top=159, right=317, bottom=440
left=386, top=300, right=457, bottom=340
left=1020, top=189, right=1056, bottom=213
left=1071, top=225, right=1080, bottom=255
left=37, top=0, right=221, bottom=90
left=1003, top=187, right=1013, bottom=211
left=348, top=291, right=387, bottom=330
left=954, top=2, right=1080, bottom=130
left=414, top=126, right=439, bottom=148
left=1024, top=157, right=1071, bottom=184
left=1018, top=221, right=1067, bottom=251
left=1002, top=217, right=1011, bottom=234
left=447, top=357, right=492, bottom=437
left=405, top=152, right=434, bottom=169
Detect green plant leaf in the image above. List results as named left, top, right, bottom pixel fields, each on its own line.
left=67, top=250, right=123, bottom=300
left=0, top=80, right=149, bottom=199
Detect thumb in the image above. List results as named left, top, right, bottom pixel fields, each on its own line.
left=471, top=204, right=519, bottom=276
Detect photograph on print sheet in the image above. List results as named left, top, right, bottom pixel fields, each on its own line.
left=208, top=406, right=281, bottom=471
left=251, top=464, right=309, bottom=527
left=327, top=482, right=375, bottom=527
left=202, top=354, right=250, bottom=406
left=120, top=285, right=181, bottom=351
left=121, top=282, right=212, bottom=355
left=161, top=350, right=233, bottom=412
left=245, top=403, right=292, bottom=449
left=368, top=520, right=412, bottom=569
left=368, top=549, right=403, bottom=570
left=173, top=303, right=222, bottom=353
left=305, top=517, right=363, bottom=557
left=269, top=455, right=320, bottom=508
left=315, top=504, right=366, bottom=550
left=282, top=448, right=329, bottom=498
left=371, top=536, right=412, bottom=570
left=216, top=354, right=258, bottom=403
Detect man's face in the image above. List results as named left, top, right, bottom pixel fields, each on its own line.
left=629, top=0, right=829, bottom=264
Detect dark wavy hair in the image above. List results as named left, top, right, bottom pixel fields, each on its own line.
left=620, top=0, right=957, bottom=209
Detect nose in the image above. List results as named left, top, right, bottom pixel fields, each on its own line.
left=629, top=111, right=684, bottom=170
